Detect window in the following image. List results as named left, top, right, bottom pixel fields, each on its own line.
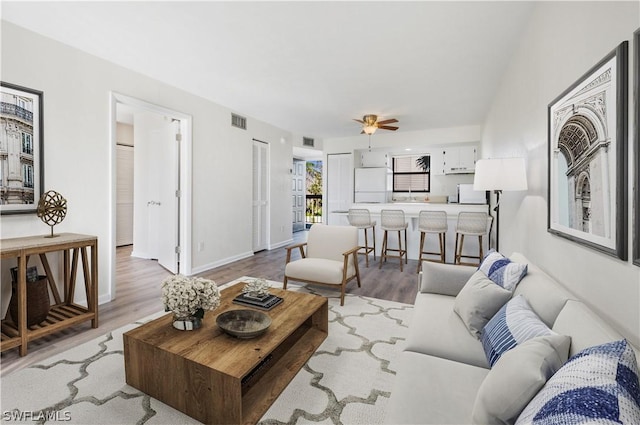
left=22, top=133, right=33, bottom=155
left=22, top=163, right=34, bottom=188
left=392, top=155, right=430, bottom=192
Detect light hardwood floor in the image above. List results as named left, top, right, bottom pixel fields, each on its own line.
left=1, top=231, right=419, bottom=376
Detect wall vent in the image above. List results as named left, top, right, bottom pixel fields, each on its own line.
left=302, top=137, right=315, bottom=147
left=231, top=113, right=247, bottom=130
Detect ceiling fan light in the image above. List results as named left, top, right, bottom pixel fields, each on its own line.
left=363, top=125, right=377, bottom=135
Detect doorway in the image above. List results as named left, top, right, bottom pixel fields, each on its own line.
left=252, top=139, right=269, bottom=252
left=292, top=158, right=305, bottom=233
left=110, top=93, right=192, bottom=299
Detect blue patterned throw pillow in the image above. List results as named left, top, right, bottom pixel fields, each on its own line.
left=481, top=295, right=555, bottom=367
left=478, top=249, right=528, bottom=291
left=515, top=339, right=640, bottom=425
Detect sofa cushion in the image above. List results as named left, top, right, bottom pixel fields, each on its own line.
left=552, top=300, right=630, bottom=357
left=481, top=295, right=556, bottom=367
left=454, top=270, right=513, bottom=338
left=472, top=334, right=571, bottom=425
left=515, top=339, right=640, bottom=425
left=479, top=249, right=528, bottom=291
left=285, top=258, right=353, bottom=284
left=510, top=253, right=572, bottom=328
left=385, top=351, right=489, bottom=424
left=405, top=293, right=490, bottom=368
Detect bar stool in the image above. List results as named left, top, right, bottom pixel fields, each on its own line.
left=379, top=209, right=408, bottom=271
left=417, top=210, right=448, bottom=273
left=347, top=209, right=376, bottom=267
left=454, top=211, right=489, bottom=266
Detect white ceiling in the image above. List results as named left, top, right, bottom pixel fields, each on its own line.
left=2, top=1, right=535, bottom=139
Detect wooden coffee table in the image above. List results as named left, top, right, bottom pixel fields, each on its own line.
left=123, top=282, right=328, bottom=425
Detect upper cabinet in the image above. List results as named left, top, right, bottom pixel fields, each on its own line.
left=442, top=145, right=477, bottom=174
left=359, top=150, right=389, bottom=168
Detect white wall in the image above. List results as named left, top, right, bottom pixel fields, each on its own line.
left=482, top=2, right=640, bottom=345
left=0, top=22, right=294, bottom=308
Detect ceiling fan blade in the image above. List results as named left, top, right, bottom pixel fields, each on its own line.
left=353, top=118, right=365, bottom=124
left=378, top=126, right=399, bottom=131
left=377, top=118, right=398, bottom=125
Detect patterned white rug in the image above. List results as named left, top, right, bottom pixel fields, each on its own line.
left=1, top=277, right=413, bottom=425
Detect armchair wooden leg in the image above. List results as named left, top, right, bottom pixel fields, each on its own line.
left=283, top=276, right=288, bottom=289
left=340, top=283, right=346, bottom=306
left=353, top=252, right=362, bottom=288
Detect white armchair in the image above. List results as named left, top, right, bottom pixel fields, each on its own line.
left=283, top=224, right=362, bottom=306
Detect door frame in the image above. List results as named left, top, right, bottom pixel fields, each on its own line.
left=109, top=92, right=193, bottom=299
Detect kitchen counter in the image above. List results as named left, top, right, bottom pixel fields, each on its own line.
left=329, top=203, right=491, bottom=264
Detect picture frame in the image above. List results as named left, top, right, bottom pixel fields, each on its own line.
left=547, top=41, right=628, bottom=260
left=1, top=82, right=44, bottom=214
left=634, top=29, right=640, bottom=267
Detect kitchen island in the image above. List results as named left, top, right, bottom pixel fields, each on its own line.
left=329, top=203, right=490, bottom=264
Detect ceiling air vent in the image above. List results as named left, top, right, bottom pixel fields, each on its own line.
left=302, top=137, right=315, bottom=147
left=231, top=113, right=247, bottom=130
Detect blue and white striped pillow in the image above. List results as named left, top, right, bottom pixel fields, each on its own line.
left=481, top=295, right=555, bottom=367
left=516, top=339, right=640, bottom=425
left=478, top=249, right=528, bottom=291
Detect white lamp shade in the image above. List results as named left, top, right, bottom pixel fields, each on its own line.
left=473, top=158, right=528, bottom=191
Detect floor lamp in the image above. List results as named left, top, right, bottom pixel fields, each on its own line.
left=473, top=158, right=528, bottom=252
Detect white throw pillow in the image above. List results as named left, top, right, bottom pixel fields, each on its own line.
left=453, top=270, right=512, bottom=338
left=471, top=334, right=571, bottom=425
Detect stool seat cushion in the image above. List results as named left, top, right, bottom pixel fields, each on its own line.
left=382, top=223, right=408, bottom=231
left=285, top=258, right=353, bottom=285
left=353, top=220, right=376, bottom=229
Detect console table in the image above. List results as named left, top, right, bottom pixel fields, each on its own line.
left=0, top=233, right=98, bottom=356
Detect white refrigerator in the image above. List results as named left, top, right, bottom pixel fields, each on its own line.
left=354, top=168, right=391, bottom=203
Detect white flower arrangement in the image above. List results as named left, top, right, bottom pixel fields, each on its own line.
left=161, top=275, right=220, bottom=319
left=242, top=278, right=270, bottom=298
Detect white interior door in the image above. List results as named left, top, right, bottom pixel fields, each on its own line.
left=132, top=111, right=179, bottom=273
left=253, top=140, right=268, bottom=252
left=116, top=145, right=134, bottom=246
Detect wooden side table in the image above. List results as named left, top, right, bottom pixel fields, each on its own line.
left=0, top=233, right=99, bottom=356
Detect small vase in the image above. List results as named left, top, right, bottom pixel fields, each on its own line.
left=172, top=316, right=202, bottom=331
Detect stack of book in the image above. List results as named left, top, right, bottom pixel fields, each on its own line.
left=232, top=293, right=283, bottom=311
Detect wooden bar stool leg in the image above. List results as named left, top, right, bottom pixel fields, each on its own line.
left=404, top=229, right=408, bottom=264
left=478, top=235, right=484, bottom=265
left=372, top=226, right=377, bottom=261
left=439, top=232, right=446, bottom=263
left=365, top=228, right=370, bottom=267
left=397, top=230, right=403, bottom=272
left=417, top=231, right=425, bottom=273
left=379, top=231, right=387, bottom=269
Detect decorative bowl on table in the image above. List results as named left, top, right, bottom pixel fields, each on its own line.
left=216, top=309, right=272, bottom=339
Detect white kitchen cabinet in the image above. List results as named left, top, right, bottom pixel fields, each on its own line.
left=360, top=150, right=389, bottom=168
left=442, top=145, right=477, bottom=174
left=326, top=153, right=353, bottom=223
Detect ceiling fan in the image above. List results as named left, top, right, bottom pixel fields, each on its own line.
left=353, top=114, right=399, bottom=135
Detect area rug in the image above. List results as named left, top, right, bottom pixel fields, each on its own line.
left=0, top=277, right=413, bottom=424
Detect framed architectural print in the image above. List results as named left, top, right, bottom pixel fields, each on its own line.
left=547, top=41, right=628, bottom=260
left=634, top=29, right=640, bottom=267
left=0, top=82, right=44, bottom=214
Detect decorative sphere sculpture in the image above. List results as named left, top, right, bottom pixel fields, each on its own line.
left=37, top=190, right=67, bottom=238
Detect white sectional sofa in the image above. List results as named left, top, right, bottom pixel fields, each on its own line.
left=385, top=253, right=640, bottom=425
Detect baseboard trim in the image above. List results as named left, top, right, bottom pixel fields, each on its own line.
left=269, top=238, right=294, bottom=250
left=190, top=251, right=255, bottom=275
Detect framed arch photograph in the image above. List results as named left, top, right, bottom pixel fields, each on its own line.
left=634, top=28, right=640, bottom=267
left=547, top=41, right=628, bottom=260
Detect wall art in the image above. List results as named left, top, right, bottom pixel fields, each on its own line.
left=547, top=41, right=628, bottom=260
left=634, top=29, right=640, bottom=266
left=0, top=82, right=44, bottom=214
